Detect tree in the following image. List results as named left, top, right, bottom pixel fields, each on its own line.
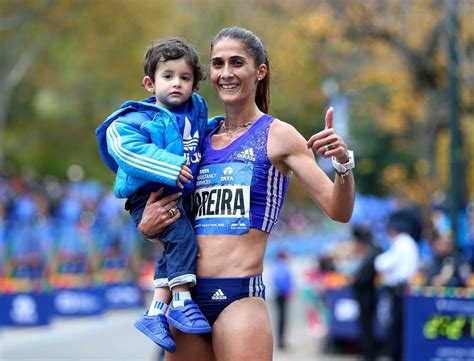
left=0, top=0, right=56, bottom=167
left=1, top=0, right=472, bottom=205
left=276, top=0, right=472, bottom=203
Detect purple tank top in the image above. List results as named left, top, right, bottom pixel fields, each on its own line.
left=193, top=114, right=290, bottom=235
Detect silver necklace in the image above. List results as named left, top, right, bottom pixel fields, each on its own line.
left=221, top=120, right=254, bottom=134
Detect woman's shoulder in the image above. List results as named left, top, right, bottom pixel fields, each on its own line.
left=267, top=117, right=308, bottom=165
left=269, top=117, right=299, bottom=137
left=269, top=117, right=306, bottom=147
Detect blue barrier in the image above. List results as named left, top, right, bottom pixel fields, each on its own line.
left=404, top=293, right=474, bottom=361
left=323, top=286, right=474, bottom=359
left=0, top=292, right=53, bottom=327
left=324, top=287, right=389, bottom=340
left=0, top=282, right=144, bottom=327
left=53, top=288, right=106, bottom=317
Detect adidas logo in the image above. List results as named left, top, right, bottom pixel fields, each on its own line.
left=236, top=148, right=255, bottom=161
left=211, top=289, right=227, bottom=300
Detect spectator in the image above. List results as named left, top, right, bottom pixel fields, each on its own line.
left=272, top=250, right=294, bottom=350
left=426, top=231, right=467, bottom=288
left=374, top=211, right=420, bottom=361
left=351, top=225, right=381, bottom=361
left=391, top=192, right=424, bottom=242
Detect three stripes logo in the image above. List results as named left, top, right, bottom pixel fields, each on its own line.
left=236, top=148, right=255, bottom=161
left=211, top=289, right=227, bottom=300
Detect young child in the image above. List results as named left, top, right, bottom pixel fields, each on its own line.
left=96, top=38, right=214, bottom=352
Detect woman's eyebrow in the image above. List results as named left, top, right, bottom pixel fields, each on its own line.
left=211, top=55, right=246, bottom=61
left=230, top=55, right=246, bottom=61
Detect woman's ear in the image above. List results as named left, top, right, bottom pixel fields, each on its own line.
left=257, top=63, right=267, bottom=80
left=143, top=76, right=155, bottom=94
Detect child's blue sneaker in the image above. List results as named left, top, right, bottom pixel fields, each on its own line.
left=134, top=312, right=176, bottom=352
left=168, top=300, right=212, bottom=334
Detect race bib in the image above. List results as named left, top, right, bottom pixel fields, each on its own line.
left=194, top=163, right=252, bottom=235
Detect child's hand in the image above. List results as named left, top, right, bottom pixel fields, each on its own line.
left=177, top=163, right=193, bottom=189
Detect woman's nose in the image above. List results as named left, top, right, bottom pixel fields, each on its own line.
left=221, top=64, right=233, bottom=78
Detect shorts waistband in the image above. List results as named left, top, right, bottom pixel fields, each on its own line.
left=195, top=275, right=264, bottom=297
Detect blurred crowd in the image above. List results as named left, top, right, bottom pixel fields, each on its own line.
left=313, top=193, right=474, bottom=288
left=0, top=173, right=145, bottom=290
left=1, top=172, right=472, bottom=288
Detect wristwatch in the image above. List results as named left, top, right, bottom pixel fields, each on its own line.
left=332, top=150, right=355, bottom=174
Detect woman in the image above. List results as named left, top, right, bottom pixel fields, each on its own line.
left=139, top=27, right=355, bottom=361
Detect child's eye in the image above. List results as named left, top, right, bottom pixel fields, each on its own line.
left=182, top=76, right=191, bottom=81
left=163, top=74, right=172, bottom=80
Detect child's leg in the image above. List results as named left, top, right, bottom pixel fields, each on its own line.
left=147, top=286, right=172, bottom=316
left=161, top=200, right=211, bottom=333
left=170, top=283, right=191, bottom=307
left=147, top=255, right=171, bottom=315
left=127, top=191, right=176, bottom=350
left=134, top=254, right=176, bottom=352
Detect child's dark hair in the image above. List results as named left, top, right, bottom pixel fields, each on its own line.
left=211, top=27, right=271, bottom=113
left=144, top=38, right=204, bottom=90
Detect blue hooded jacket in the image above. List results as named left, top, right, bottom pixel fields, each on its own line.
left=96, top=93, right=217, bottom=198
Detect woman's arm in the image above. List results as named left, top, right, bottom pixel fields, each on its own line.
left=268, top=108, right=355, bottom=222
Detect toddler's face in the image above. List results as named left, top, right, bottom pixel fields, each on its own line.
left=152, top=58, right=194, bottom=109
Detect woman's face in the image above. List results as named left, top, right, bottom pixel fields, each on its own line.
left=210, top=38, right=265, bottom=107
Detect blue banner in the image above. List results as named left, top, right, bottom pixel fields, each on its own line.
left=53, top=288, right=105, bottom=317
left=325, top=287, right=360, bottom=339
left=324, top=287, right=390, bottom=340
left=0, top=292, right=53, bottom=327
left=404, top=293, right=474, bottom=361
left=104, top=282, right=143, bottom=309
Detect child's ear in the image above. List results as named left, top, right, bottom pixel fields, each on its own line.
left=143, top=76, right=155, bottom=94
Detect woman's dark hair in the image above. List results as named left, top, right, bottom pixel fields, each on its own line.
left=211, top=27, right=271, bottom=113
left=144, top=38, right=205, bottom=90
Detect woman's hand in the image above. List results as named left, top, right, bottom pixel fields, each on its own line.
left=138, top=189, right=181, bottom=240
left=306, top=107, right=349, bottom=164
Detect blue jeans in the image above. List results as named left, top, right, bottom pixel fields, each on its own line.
left=126, top=190, right=197, bottom=289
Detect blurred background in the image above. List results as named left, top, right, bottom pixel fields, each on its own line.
left=0, top=0, right=473, bottom=360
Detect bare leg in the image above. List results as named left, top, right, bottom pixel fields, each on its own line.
left=212, top=297, right=273, bottom=361
left=152, top=286, right=172, bottom=304
left=171, top=284, right=189, bottom=292
left=166, top=331, right=215, bottom=361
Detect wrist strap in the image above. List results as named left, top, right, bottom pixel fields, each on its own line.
left=336, top=169, right=352, bottom=184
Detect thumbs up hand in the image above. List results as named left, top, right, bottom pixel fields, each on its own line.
left=307, top=107, right=349, bottom=163
left=325, top=107, right=333, bottom=130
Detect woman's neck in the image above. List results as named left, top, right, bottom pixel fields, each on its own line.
left=224, top=102, right=264, bottom=126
